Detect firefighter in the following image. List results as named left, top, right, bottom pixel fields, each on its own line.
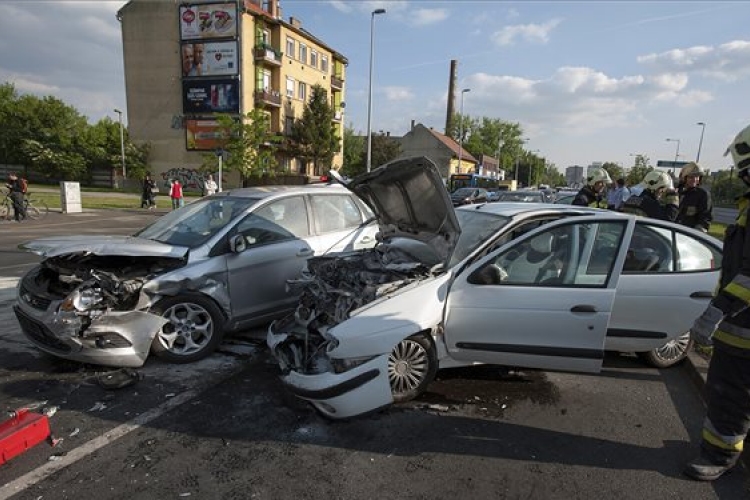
left=620, top=170, right=679, bottom=221
left=572, top=167, right=610, bottom=208
left=676, top=162, right=713, bottom=232
left=685, top=122, right=750, bottom=481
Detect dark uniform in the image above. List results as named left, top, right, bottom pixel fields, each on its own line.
left=571, top=185, right=608, bottom=208
left=6, top=178, right=26, bottom=221
left=677, top=185, right=712, bottom=231
left=621, top=189, right=678, bottom=221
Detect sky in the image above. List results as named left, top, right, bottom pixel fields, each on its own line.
left=0, top=0, right=748, bottom=174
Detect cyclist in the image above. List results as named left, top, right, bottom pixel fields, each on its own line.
left=5, top=172, right=26, bottom=221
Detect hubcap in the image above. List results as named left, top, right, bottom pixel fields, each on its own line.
left=388, top=339, right=429, bottom=396
left=655, top=332, right=691, bottom=361
left=158, top=302, right=213, bottom=355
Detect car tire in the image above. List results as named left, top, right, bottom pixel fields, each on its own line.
left=388, top=334, right=437, bottom=403
left=150, top=294, right=225, bottom=364
left=638, top=332, right=693, bottom=368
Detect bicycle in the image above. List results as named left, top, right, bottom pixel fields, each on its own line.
left=0, top=189, right=49, bottom=221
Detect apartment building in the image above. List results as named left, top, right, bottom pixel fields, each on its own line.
left=117, top=0, right=347, bottom=187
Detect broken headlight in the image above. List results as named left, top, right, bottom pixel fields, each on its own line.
left=330, top=355, right=378, bottom=373
left=60, top=287, right=104, bottom=312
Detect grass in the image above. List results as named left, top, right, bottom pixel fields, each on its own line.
left=24, top=184, right=199, bottom=211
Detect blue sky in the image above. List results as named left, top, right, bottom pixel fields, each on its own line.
left=0, top=1, right=748, bottom=174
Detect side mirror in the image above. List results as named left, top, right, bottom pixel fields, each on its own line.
left=229, top=234, right=247, bottom=253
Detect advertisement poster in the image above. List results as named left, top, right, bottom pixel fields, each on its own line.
left=181, top=40, right=238, bottom=77
left=183, top=79, right=239, bottom=114
left=186, top=118, right=225, bottom=150
left=180, top=3, right=237, bottom=40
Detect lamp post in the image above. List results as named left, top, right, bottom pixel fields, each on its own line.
left=365, top=8, right=386, bottom=173
left=114, top=108, right=126, bottom=182
left=696, top=122, right=706, bottom=162
left=666, top=138, right=681, bottom=162
left=457, top=88, right=470, bottom=173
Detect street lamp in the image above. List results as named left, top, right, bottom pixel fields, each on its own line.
left=365, top=8, right=386, bottom=173
left=696, top=122, right=706, bottom=162
left=666, top=138, right=681, bottom=162
left=457, top=88, right=470, bottom=173
left=114, top=108, right=126, bottom=182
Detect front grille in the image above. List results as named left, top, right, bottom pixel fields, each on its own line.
left=19, top=283, right=52, bottom=311
left=13, top=306, right=72, bottom=353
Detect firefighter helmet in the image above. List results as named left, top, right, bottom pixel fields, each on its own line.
left=586, top=167, right=612, bottom=187
left=679, top=162, right=702, bottom=180
left=642, top=171, right=674, bottom=192
left=726, top=122, right=750, bottom=178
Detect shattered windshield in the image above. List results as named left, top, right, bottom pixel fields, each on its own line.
left=134, top=197, right=258, bottom=248
left=450, top=210, right=511, bottom=266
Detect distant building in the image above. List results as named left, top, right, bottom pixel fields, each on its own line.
left=397, top=122, right=477, bottom=182
left=565, top=165, right=584, bottom=187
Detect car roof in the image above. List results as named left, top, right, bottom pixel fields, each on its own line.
left=456, top=202, right=615, bottom=218
left=210, top=184, right=347, bottom=199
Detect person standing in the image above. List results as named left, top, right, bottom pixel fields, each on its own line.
left=676, top=162, right=712, bottom=232
left=5, top=172, right=26, bottom=222
left=572, top=167, right=611, bottom=208
left=203, top=174, right=217, bottom=196
left=169, top=179, right=184, bottom=210
left=611, top=178, right=631, bottom=211
left=621, top=171, right=678, bottom=221
left=685, top=122, right=750, bottom=481
left=141, top=173, right=156, bottom=209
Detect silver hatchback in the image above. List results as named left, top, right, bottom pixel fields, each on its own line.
left=14, top=185, right=377, bottom=367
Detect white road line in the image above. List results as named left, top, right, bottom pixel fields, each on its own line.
left=0, top=362, right=246, bottom=499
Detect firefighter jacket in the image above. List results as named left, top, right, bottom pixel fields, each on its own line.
left=710, top=192, right=750, bottom=357
left=571, top=186, right=607, bottom=209
left=676, top=186, right=713, bottom=231
left=621, top=189, right=678, bottom=221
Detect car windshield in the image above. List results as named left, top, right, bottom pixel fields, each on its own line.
left=452, top=188, right=476, bottom=197
left=451, top=210, right=511, bottom=266
left=497, top=192, right=543, bottom=202
left=134, top=196, right=259, bottom=248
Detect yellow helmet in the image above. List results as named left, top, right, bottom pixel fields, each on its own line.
left=679, top=162, right=702, bottom=181
left=642, top=171, right=674, bottom=192
left=586, top=167, right=612, bottom=187
left=726, top=123, right=750, bottom=177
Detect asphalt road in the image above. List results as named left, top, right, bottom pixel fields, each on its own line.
left=0, top=209, right=748, bottom=499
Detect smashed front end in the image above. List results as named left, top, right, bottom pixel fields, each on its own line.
left=15, top=253, right=185, bottom=367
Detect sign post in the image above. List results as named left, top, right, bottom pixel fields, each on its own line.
left=215, top=148, right=224, bottom=192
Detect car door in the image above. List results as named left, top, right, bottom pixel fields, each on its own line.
left=307, top=193, right=377, bottom=253
left=444, top=218, right=627, bottom=373
left=225, top=195, right=314, bottom=322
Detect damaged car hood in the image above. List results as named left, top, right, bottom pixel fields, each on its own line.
left=20, top=236, right=189, bottom=260
left=338, top=156, right=461, bottom=268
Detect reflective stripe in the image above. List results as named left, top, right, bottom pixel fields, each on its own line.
left=738, top=199, right=748, bottom=227
left=703, top=420, right=745, bottom=452
left=713, top=329, right=750, bottom=349
left=723, top=281, right=750, bottom=305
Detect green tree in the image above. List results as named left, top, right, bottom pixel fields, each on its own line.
left=626, top=154, right=653, bottom=186
left=710, top=169, right=745, bottom=205
left=341, top=124, right=365, bottom=178
left=601, top=162, right=624, bottom=182
left=370, top=132, right=401, bottom=170
left=289, top=84, right=339, bottom=175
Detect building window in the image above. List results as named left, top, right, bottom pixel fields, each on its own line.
left=286, top=77, right=295, bottom=98
left=262, top=70, right=271, bottom=90
left=321, top=55, right=329, bottom=73
left=286, top=37, right=295, bottom=58
left=299, top=43, right=307, bottom=64
left=310, top=50, right=318, bottom=69
left=298, top=82, right=306, bottom=101
left=261, top=29, right=270, bottom=46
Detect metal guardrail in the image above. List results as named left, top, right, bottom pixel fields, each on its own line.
left=713, top=207, right=738, bottom=225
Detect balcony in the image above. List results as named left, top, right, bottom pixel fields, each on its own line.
left=254, top=44, right=282, bottom=66
left=332, top=110, right=343, bottom=122
left=255, top=89, right=282, bottom=108
left=330, top=74, right=344, bottom=90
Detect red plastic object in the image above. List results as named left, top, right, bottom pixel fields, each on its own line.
left=0, top=409, right=56, bottom=465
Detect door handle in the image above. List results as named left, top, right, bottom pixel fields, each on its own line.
left=297, top=249, right=314, bottom=257
left=690, top=291, right=714, bottom=299
left=571, top=305, right=597, bottom=313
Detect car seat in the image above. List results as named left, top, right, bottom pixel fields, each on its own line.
left=504, top=233, right=560, bottom=284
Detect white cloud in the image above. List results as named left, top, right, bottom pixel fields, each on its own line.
left=410, top=8, right=448, bottom=26
left=328, top=1, right=353, bottom=13
left=382, top=86, right=413, bottom=101
left=490, top=19, right=562, bottom=46
left=638, top=40, right=750, bottom=81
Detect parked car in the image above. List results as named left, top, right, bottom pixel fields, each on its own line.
left=14, top=185, right=379, bottom=367
left=554, top=192, right=577, bottom=204
left=267, top=158, right=722, bottom=419
left=450, top=187, right=488, bottom=206
left=495, top=190, right=550, bottom=203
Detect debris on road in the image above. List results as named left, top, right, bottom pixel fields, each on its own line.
left=97, top=368, right=141, bottom=390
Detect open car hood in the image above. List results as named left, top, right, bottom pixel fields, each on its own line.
left=336, top=156, right=461, bottom=268
left=20, top=236, right=189, bottom=260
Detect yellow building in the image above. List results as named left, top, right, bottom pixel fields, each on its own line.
left=117, top=0, right=347, bottom=189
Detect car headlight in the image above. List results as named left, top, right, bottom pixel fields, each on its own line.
left=60, top=287, right=104, bottom=312
left=330, top=355, right=377, bottom=374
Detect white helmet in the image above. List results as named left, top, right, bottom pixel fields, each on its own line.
left=679, top=162, right=702, bottom=181
left=642, top=171, right=674, bottom=192
left=726, top=123, right=750, bottom=178
left=586, top=167, right=612, bottom=187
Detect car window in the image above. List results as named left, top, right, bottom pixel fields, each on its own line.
left=675, top=231, right=722, bottom=271
left=623, top=223, right=674, bottom=274
left=235, top=196, right=308, bottom=246
left=311, top=194, right=363, bottom=234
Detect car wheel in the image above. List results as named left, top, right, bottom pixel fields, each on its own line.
left=150, top=294, right=225, bottom=363
left=638, top=332, right=693, bottom=368
left=388, top=334, right=437, bottom=403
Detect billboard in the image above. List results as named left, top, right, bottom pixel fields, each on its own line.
left=181, top=40, right=238, bottom=77
left=186, top=118, right=225, bottom=150
left=180, top=3, right=237, bottom=40
left=183, top=79, right=239, bottom=114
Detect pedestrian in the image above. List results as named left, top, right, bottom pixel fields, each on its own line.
left=203, top=174, right=217, bottom=196
left=685, top=122, right=750, bottom=481
left=621, top=171, right=678, bottom=221
left=611, top=178, right=631, bottom=211
left=572, top=167, right=610, bottom=208
left=5, top=172, right=26, bottom=222
left=676, top=162, right=712, bottom=232
left=606, top=181, right=617, bottom=210
left=141, top=173, right=157, bottom=209
left=169, top=178, right=184, bottom=210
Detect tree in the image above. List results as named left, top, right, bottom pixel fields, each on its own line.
left=207, top=109, right=281, bottom=183
left=451, top=114, right=526, bottom=178
left=370, top=132, right=401, bottom=170
left=626, top=154, right=653, bottom=186
left=288, top=84, right=339, bottom=175
left=601, top=162, right=624, bottom=182
left=341, top=124, right=365, bottom=178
